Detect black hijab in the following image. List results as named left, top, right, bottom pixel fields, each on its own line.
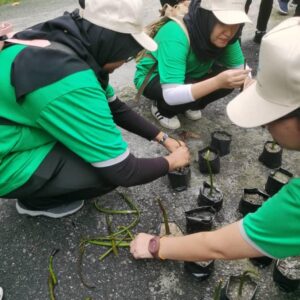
left=10, top=9, right=142, bottom=101
left=183, top=0, right=242, bottom=61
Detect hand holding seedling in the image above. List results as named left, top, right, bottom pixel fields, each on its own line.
left=216, top=69, right=251, bottom=89
left=165, top=145, right=190, bottom=171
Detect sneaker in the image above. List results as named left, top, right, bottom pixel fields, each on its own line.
left=253, top=30, right=266, bottom=44
left=151, top=104, right=180, bottom=129
left=16, top=200, right=84, bottom=218
left=291, top=0, right=298, bottom=6
left=184, top=109, right=202, bottom=121
left=277, top=0, right=288, bottom=14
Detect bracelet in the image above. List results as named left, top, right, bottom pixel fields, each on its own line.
left=158, top=236, right=166, bottom=260
left=158, top=133, right=169, bottom=145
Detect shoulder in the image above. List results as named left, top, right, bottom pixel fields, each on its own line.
left=156, top=20, right=188, bottom=43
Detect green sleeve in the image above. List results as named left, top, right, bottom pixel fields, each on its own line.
left=217, top=40, right=244, bottom=68
left=241, top=178, right=300, bottom=258
left=153, top=21, right=190, bottom=84
left=105, top=84, right=115, bottom=100
left=37, top=86, right=128, bottom=165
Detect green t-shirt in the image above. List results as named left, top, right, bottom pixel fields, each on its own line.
left=0, top=45, right=127, bottom=195
left=134, top=21, right=244, bottom=89
left=241, top=178, right=300, bottom=258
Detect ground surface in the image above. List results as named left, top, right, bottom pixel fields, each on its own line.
left=1, top=1, right=300, bottom=299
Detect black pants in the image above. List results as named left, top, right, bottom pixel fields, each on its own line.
left=5, top=143, right=116, bottom=209
left=295, top=1, right=300, bottom=16
left=246, top=0, right=273, bottom=32
left=143, top=65, right=233, bottom=118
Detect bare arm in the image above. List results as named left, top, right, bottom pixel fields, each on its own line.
left=130, top=221, right=262, bottom=261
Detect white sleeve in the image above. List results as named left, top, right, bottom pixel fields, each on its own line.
left=162, top=84, right=195, bottom=106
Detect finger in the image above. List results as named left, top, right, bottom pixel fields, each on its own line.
left=176, top=140, right=183, bottom=146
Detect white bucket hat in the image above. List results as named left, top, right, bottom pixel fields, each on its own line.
left=200, top=0, right=251, bottom=24
left=227, top=17, right=300, bottom=128
left=79, top=0, right=157, bottom=52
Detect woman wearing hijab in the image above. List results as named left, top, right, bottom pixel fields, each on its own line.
left=134, top=0, right=252, bottom=129
left=0, top=0, right=190, bottom=218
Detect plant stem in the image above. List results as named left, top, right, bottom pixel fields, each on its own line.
left=94, top=200, right=137, bottom=214
left=105, top=215, right=118, bottom=256
left=271, top=140, right=276, bottom=150
left=157, top=197, right=170, bottom=235
left=204, top=150, right=214, bottom=196
left=48, top=249, right=59, bottom=300
left=213, top=280, right=223, bottom=300
left=48, top=276, right=56, bottom=300
left=79, top=192, right=140, bottom=288
left=99, top=233, right=131, bottom=261
left=85, top=240, right=130, bottom=247
left=78, top=242, right=96, bottom=289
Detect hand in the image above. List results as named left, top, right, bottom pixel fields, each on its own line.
left=164, top=137, right=186, bottom=153
left=164, top=145, right=190, bottom=171
left=242, top=77, right=256, bottom=90
left=216, top=69, right=252, bottom=89
left=130, top=233, right=155, bottom=259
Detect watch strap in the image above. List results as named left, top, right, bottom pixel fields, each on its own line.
left=148, top=236, right=161, bottom=259
left=158, top=133, right=169, bottom=145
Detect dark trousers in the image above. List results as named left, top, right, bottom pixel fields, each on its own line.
left=143, top=65, right=233, bottom=118
left=295, top=1, right=300, bottom=16
left=246, top=0, right=273, bottom=32
left=5, top=143, right=115, bottom=209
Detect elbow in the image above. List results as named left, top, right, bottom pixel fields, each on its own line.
left=201, top=232, right=229, bottom=260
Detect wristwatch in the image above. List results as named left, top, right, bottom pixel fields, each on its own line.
left=148, top=236, right=161, bottom=259
left=158, top=133, right=169, bottom=145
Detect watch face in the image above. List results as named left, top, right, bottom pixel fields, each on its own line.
left=149, top=237, right=159, bottom=255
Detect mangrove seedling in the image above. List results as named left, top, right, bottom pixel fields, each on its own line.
left=157, top=197, right=170, bottom=235
left=105, top=215, right=118, bottom=256
left=157, top=197, right=183, bottom=237
left=78, top=192, right=140, bottom=288
left=213, top=279, right=223, bottom=300
left=198, top=146, right=220, bottom=174
left=48, top=249, right=60, bottom=300
left=204, top=150, right=214, bottom=196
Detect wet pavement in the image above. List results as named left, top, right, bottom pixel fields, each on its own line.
left=1, top=1, right=300, bottom=299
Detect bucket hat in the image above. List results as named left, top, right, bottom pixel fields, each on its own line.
left=227, top=18, right=300, bottom=128
left=200, top=0, right=251, bottom=24
left=79, top=0, right=157, bottom=51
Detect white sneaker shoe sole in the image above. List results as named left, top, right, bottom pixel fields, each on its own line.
left=151, top=104, right=180, bottom=129
left=16, top=200, right=84, bottom=218
left=184, top=109, right=202, bottom=121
